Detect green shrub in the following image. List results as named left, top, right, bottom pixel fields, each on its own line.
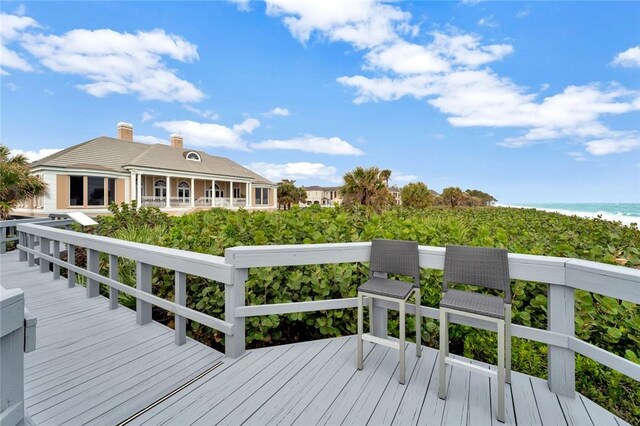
left=95, top=204, right=639, bottom=423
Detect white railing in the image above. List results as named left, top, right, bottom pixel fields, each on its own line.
left=11, top=223, right=640, bottom=400
left=0, top=285, right=37, bottom=425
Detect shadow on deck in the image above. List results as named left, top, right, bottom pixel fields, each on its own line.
left=0, top=250, right=630, bottom=426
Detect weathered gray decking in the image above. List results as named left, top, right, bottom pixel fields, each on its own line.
left=1, top=250, right=631, bottom=426
left=0, top=250, right=223, bottom=425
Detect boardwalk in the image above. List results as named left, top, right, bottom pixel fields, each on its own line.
left=1, top=251, right=223, bottom=425
left=1, top=250, right=631, bottom=426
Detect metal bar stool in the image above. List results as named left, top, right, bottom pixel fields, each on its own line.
left=438, top=245, right=512, bottom=423
left=357, top=239, right=422, bottom=384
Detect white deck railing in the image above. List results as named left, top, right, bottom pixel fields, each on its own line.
left=12, top=221, right=640, bottom=402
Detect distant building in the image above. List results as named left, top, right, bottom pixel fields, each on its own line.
left=303, top=186, right=342, bottom=206
left=389, top=185, right=401, bottom=205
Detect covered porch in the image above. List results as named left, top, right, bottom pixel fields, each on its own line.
left=133, top=173, right=251, bottom=210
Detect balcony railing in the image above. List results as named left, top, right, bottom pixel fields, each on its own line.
left=141, top=196, right=247, bottom=209
left=12, top=220, right=640, bottom=403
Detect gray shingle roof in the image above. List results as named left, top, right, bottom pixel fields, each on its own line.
left=30, top=137, right=274, bottom=185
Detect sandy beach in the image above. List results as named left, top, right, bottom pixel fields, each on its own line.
left=495, top=204, right=640, bottom=227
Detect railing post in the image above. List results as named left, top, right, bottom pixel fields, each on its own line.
left=67, top=244, right=76, bottom=287
left=225, top=250, right=246, bottom=358
left=0, top=287, right=25, bottom=426
left=109, top=255, right=119, bottom=310
left=17, top=232, right=26, bottom=262
left=175, top=271, right=187, bottom=345
left=136, top=262, right=152, bottom=325
left=0, top=226, right=7, bottom=254
left=52, top=241, right=60, bottom=280
left=548, top=283, right=575, bottom=397
left=371, top=272, right=389, bottom=338
left=87, top=249, right=100, bottom=298
left=39, top=237, right=50, bottom=273
left=27, top=234, right=35, bottom=266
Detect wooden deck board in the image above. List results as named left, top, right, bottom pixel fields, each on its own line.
left=1, top=251, right=223, bottom=425
left=1, top=250, right=630, bottom=426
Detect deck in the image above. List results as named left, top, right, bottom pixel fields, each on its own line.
left=1, top=249, right=630, bottom=426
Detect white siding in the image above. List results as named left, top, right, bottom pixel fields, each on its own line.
left=42, top=173, right=57, bottom=213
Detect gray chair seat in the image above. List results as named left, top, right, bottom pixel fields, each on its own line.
left=358, top=277, right=414, bottom=300
left=440, top=289, right=504, bottom=319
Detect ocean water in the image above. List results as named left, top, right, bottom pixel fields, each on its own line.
left=515, top=203, right=640, bottom=217
left=499, top=203, right=640, bottom=226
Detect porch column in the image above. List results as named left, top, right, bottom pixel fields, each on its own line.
left=136, top=173, right=142, bottom=209
left=190, top=177, right=195, bottom=207
left=273, top=187, right=277, bottom=208
left=246, top=182, right=251, bottom=207
left=230, top=181, right=234, bottom=208
left=166, top=176, right=171, bottom=209
left=130, top=172, right=137, bottom=204
left=211, top=179, right=215, bottom=207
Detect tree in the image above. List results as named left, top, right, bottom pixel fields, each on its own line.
left=400, top=182, right=434, bottom=209
left=340, top=166, right=392, bottom=213
left=440, top=186, right=464, bottom=208
left=0, top=145, right=48, bottom=219
left=277, top=179, right=307, bottom=210
left=465, top=189, right=497, bottom=206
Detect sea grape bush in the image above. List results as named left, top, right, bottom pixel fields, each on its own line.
left=95, top=204, right=639, bottom=422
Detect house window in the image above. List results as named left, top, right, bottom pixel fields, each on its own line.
left=186, top=151, right=201, bottom=162
left=154, top=179, right=167, bottom=198
left=69, top=176, right=84, bottom=206
left=255, top=187, right=269, bottom=205
left=214, top=183, right=223, bottom=198
left=178, top=181, right=190, bottom=201
left=233, top=187, right=241, bottom=198
left=87, top=176, right=105, bottom=206
left=108, top=178, right=116, bottom=205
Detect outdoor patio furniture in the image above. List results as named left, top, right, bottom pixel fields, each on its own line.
left=357, top=238, right=422, bottom=384
left=438, top=245, right=512, bottom=423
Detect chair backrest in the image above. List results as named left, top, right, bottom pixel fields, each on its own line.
left=443, top=245, right=511, bottom=303
left=369, top=239, right=420, bottom=287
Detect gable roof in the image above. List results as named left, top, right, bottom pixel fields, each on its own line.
left=31, top=137, right=274, bottom=185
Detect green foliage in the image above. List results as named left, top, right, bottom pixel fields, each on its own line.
left=340, top=166, right=392, bottom=214
left=465, top=189, right=497, bottom=205
left=0, top=144, right=48, bottom=219
left=400, top=182, right=434, bottom=209
left=439, top=186, right=464, bottom=208
left=94, top=206, right=639, bottom=423
left=277, top=179, right=307, bottom=210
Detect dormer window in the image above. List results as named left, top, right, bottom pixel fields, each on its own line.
left=185, top=151, right=201, bottom=162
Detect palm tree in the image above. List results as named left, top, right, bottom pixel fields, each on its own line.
left=340, top=166, right=392, bottom=213
left=0, top=145, right=48, bottom=219
left=400, top=182, right=434, bottom=209
left=440, top=186, right=464, bottom=208
left=277, top=179, right=307, bottom=210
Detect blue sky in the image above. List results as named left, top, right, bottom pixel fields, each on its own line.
left=1, top=1, right=639, bottom=203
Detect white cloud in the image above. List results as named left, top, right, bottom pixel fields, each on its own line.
left=183, top=104, right=220, bottom=120
left=393, top=174, right=419, bottom=183
left=265, top=0, right=411, bottom=49
left=566, top=152, right=586, bottom=161
left=245, top=161, right=340, bottom=182
left=263, top=106, right=290, bottom=117
left=0, top=13, right=39, bottom=74
left=6, top=82, right=18, bottom=91
left=21, top=28, right=204, bottom=102
left=10, top=148, right=61, bottom=162
left=461, top=0, right=485, bottom=4
left=43, top=88, right=53, bottom=95
left=611, top=45, right=640, bottom=68
left=15, top=4, right=27, bottom=16
left=141, top=110, right=156, bottom=123
left=585, top=133, right=640, bottom=155
left=134, top=135, right=168, bottom=145
left=516, top=8, right=530, bottom=18
left=478, top=15, right=498, bottom=28
left=251, top=135, right=364, bottom=155
left=154, top=118, right=260, bottom=151
left=230, top=0, right=252, bottom=12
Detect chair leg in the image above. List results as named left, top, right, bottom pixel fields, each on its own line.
left=506, top=305, right=512, bottom=384
left=497, top=319, right=506, bottom=423
left=368, top=295, right=373, bottom=334
left=357, top=292, right=364, bottom=370
left=399, top=299, right=406, bottom=384
left=415, top=289, right=422, bottom=357
left=438, top=308, right=447, bottom=399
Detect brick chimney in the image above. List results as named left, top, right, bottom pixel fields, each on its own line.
left=170, top=134, right=184, bottom=148
left=117, top=122, right=133, bottom=141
